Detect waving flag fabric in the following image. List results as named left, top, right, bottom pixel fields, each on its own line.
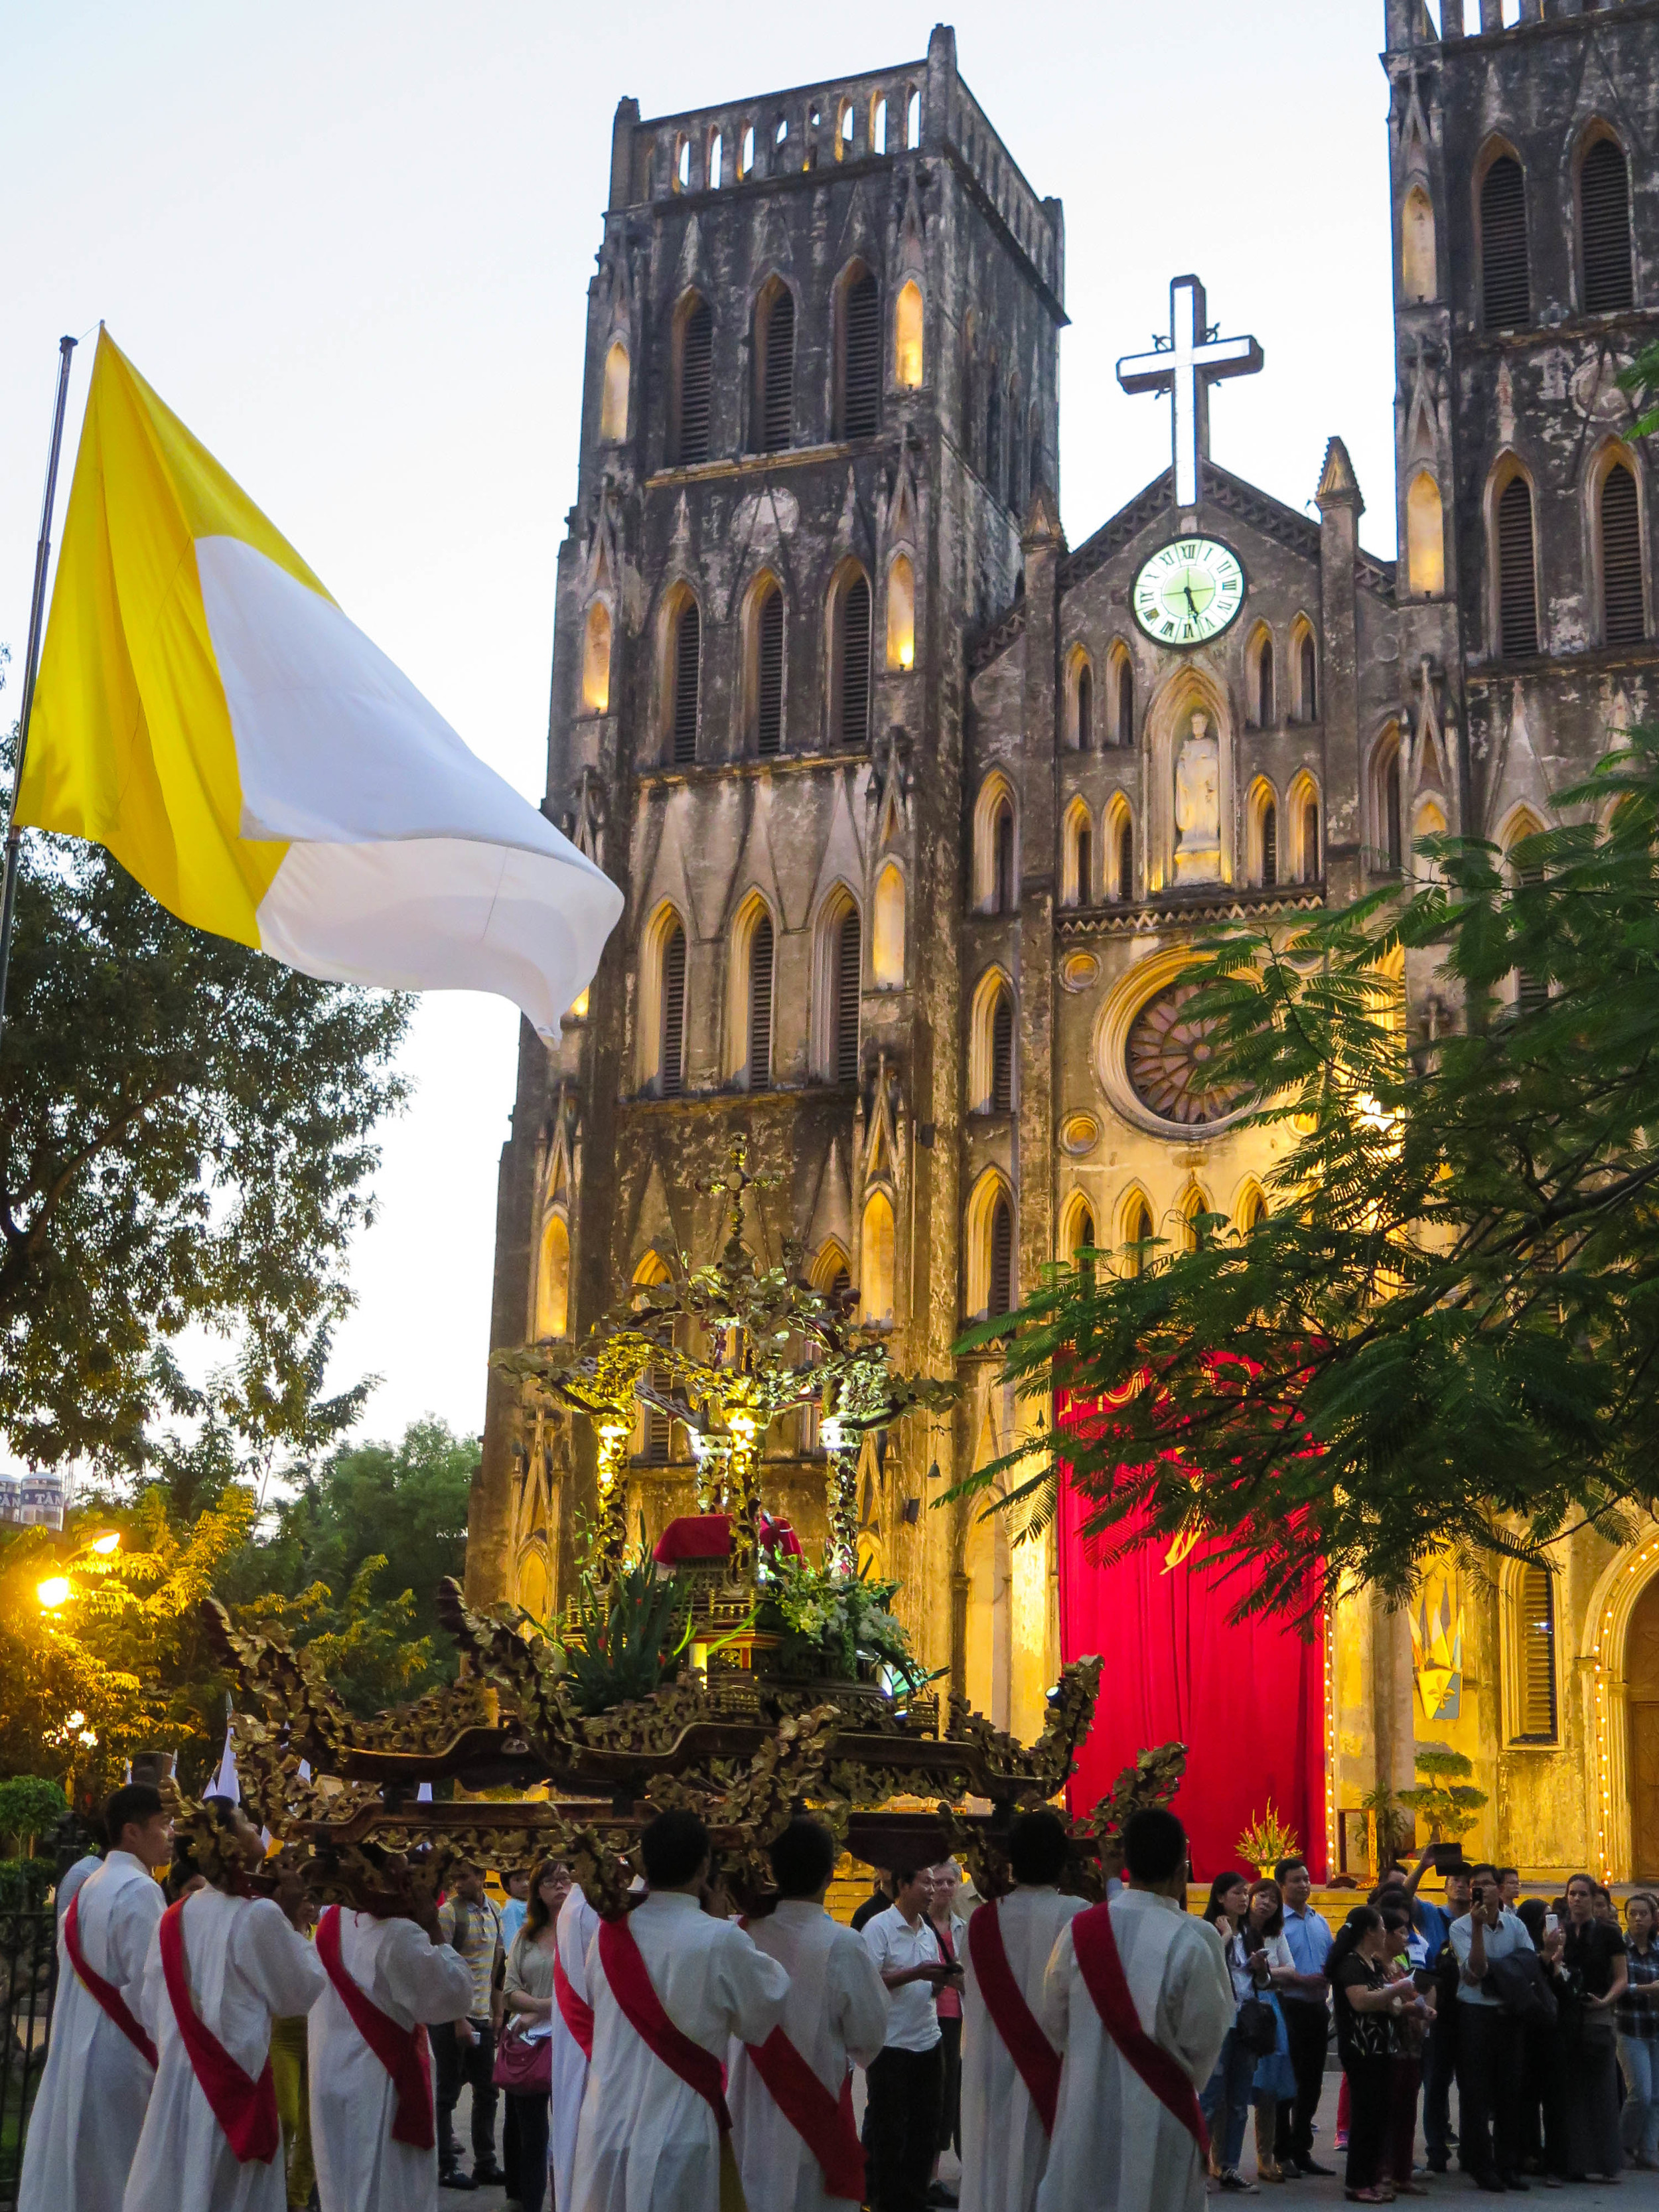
left=16, top=329, right=621, bottom=1035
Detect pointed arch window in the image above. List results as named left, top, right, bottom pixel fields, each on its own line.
left=1066, top=810, right=1092, bottom=909
left=1116, top=654, right=1134, bottom=747
left=1111, top=805, right=1135, bottom=905
left=987, top=1195, right=1015, bottom=1318
left=833, top=570, right=871, bottom=744
left=1262, top=800, right=1278, bottom=887
left=755, top=581, right=784, bottom=755
left=600, top=340, right=630, bottom=441
left=1601, top=460, right=1645, bottom=647
left=1373, top=731, right=1403, bottom=874
left=994, top=802, right=1016, bottom=914
left=839, top=269, right=881, bottom=439
left=1304, top=796, right=1321, bottom=881
left=670, top=597, right=701, bottom=764
left=746, top=911, right=774, bottom=1088
left=1122, top=1193, right=1154, bottom=1276
left=886, top=554, right=915, bottom=671
left=536, top=1213, right=570, bottom=1340
left=991, top=991, right=1014, bottom=1114
left=1481, top=155, right=1530, bottom=332
left=860, top=1190, right=895, bottom=1327
left=1299, top=634, right=1318, bottom=723
left=1254, top=634, right=1275, bottom=729
left=894, top=281, right=924, bottom=389
left=674, top=295, right=713, bottom=465
left=1075, top=659, right=1093, bottom=751
left=833, top=905, right=861, bottom=1084
left=1512, top=1562, right=1559, bottom=1743
left=1581, top=137, right=1634, bottom=316
left=581, top=601, right=613, bottom=713
left=755, top=282, right=795, bottom=453
left=1407, top=473, right=1445, bottom=597
left=659, top=921, right=687, bottom=1096
left=872, top=863, right=906, bottom=985
left=1496, top=475, right=1540, bottom=660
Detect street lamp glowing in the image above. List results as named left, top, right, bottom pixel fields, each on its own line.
left=36, top=1576, right=72, bottom=1610
left=89, top=1532, right=120, bottom=1556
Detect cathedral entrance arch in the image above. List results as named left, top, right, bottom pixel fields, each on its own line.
left=1584, top=1524, right=1659, bottom=1878
left=1632, top=1578, right=1659, bottom=1880
left=1143, top=666, right=1234, bottom=895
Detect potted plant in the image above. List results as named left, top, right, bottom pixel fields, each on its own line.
left=1398, top=1743, right=1486, bottom=1866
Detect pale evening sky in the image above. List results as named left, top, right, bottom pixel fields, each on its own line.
left=2, top=0, right=1402, bottom=1454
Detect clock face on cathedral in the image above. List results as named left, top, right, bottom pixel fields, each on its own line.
left=1132, top=538, right=1246, bottom=647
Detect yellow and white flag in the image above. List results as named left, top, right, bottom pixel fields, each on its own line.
left=17, top=330, right=621, bottom=1035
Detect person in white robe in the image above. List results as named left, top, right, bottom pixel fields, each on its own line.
left=551, top=1876, right=601, bottom=2212
left=570, top=1806, right=790, bottom=2212
left=123, top=1797, right=326, bottom=2212
left=1035, top=1807, right=1233, bottom=2212
left=308, top=1894, right=474, bottom=2212
left=960, top=1808, right=1088, bottom=2212
left=729, top=1816, right=889, bottom=2212
left=19, top=1785, right=173, bottom=2212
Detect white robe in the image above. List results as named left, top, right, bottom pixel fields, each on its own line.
left=570, top=1891, right=790, bottom=2212
left=551, top=1885, right=600, bottom=2212
left=309, top=1909, right=474, bottom=2212
left=19, top=1852, right=163, bottom=2212
left=123, top=1887, right=326, bottom=2212
left=1035, top=1889, right=1233, bottom=2212
left=728, top=1899, right=890, bottom=2212
left=960, top=1886, right=1089, bottom=2212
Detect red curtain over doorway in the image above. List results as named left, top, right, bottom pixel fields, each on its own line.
left=1057, top=1472, right=1327, bottom=1883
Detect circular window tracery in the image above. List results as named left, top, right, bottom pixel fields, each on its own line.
left=1124, top=983, right=1248, bottom=1129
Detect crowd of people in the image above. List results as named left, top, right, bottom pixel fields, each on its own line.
left=19, top=1780, right=1659, bottom=2212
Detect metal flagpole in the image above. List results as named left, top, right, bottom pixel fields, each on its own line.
left=0, top=334, right=79, bottom=1061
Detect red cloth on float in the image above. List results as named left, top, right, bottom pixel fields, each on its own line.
left=1056, top=1390, right=1327, bottom=1883
left=652, top=1514, right=804, bottom=1566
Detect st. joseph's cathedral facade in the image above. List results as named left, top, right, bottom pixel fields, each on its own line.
left=471, top=5, right=1659, bottom=1881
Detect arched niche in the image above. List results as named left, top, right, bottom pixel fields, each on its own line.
left=1144, top=665, right=1234, bottom=895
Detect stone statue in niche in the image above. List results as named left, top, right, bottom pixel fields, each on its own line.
left=1173, top=711, right=1222, bottom=884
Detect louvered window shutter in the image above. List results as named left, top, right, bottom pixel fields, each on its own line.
left=995, top=807, right=1015, bottom=913
left=1601, top=464, right=1645, bottom=647
left=1118, top=820, right=1133, bottom=903
left=678, top=300, right=713, bottom=465
left=659, top=925, right=686, bottom=1096
left=645, top=1372, right=672, bottom=1465
left=988, top=1197, right=1014, bottom=1316
left=842, top=273, right=880, bottom=439
left=1077, top=664, right=1092, bottom=751
left=834, top=911, right=861, bottom=1084
left=1301, top=636, right=1317, bottom=721
left=761, top=291, right=794, bottom=453
left=1481, top=158, right=1530, bottom=331
left=838, top=576, right=871, bottom=744
left=757, top=589, right=784, bottom=754
left=1077, top=828, right=1092, bottom=905
left=1262, top=802, right=1277, bottom=888
left=672, top=603, right=701, bottom=763
left=991, top=994, right=1014, bottom=1113
left=748, top=915, right=774, bottom=1089
left=1118, top=661, right=1134, bottom=747
left=1516, top=1564, right=1557, bottom=1741
left=1497, top=477, right=1540, bottom=660
left=1581, top=139, right=1634, bottom=315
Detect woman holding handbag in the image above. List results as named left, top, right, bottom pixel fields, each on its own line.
left=1242, top=1880, right=1299, bottom=2185
left=496, top=1861, right=569, bottom=2212
left=1199, top=1872, right=1276, bottom=2191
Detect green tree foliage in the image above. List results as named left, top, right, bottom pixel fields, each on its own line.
left=958, top=737, right=1659, bottom=1618
left=0, top=1420, right=477, bottom=1795
left=0, top=804, right=409, bottom=1474
left=0, top=1775, right=65, bottom=1854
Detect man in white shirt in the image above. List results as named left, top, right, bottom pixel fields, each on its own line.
left=1035, top=1807, right=1233, bottom=2212
left=20, top=1785, right=173, bottom=2212
left=570, top=1806, right=790, bottom=2212
left=959, top=1807, right=1087, bottom=2212
left=729, top=1816, right=889, bottom=2212
left=1448, top=1861, right=1535, bottom=2190
left=861, top=1862, right=958, bottom=2212
left=549, top=1878, right=600, bottom=2212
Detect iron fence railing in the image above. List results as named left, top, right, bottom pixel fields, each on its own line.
left=0, top=1908, right=57, bottom=2208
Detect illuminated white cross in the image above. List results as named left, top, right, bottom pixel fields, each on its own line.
left=1117, top=275, right=1263, bottom=512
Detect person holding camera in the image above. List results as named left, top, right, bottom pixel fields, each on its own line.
left=1448, top=1862, right=1535, bottom=2191
left=863, top=1863, right=962, bottom=2212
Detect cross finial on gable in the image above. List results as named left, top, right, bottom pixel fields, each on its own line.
left=1116, top=275, right=1263, bottom=512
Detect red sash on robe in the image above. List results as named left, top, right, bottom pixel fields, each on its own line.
left=158, top=1899, right=280, bottom=2165
left=1071, top=1901, right=1208, bottom=2155
left=966, top=1899, right=1061, bottom=2136
left=553, top=1946, right=595, bottom=2061
left=743, top=2028, right=865, bottom=2203
left=64, top=1889, right=158, bottom=2069
left=315, top=1906, right=434, bottom=2150
left=597, top=1915, right=730, bottom=2130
